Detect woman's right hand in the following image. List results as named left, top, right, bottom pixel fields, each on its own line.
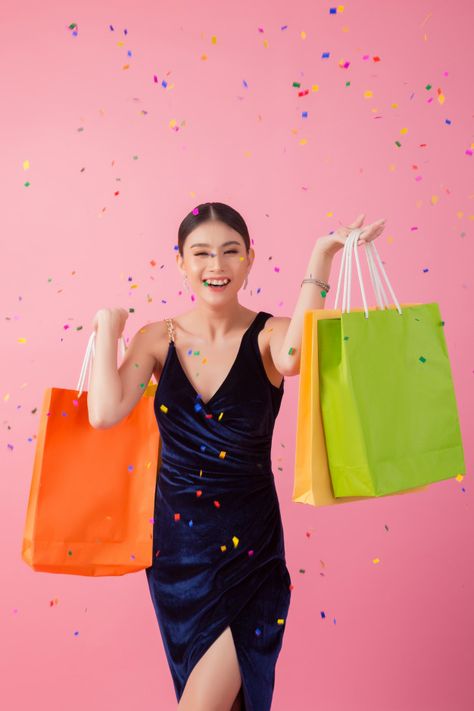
left=92, top=308, right=129, bottom=339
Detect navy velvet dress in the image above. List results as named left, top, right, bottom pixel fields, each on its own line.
left=145, top=311, right=292, bottom=710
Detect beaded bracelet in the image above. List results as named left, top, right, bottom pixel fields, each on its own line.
left=301, top=278, right=330, bottom=292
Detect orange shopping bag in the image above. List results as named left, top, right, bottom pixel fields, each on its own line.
left=292, top=300, right=428, bottom=507
left=21, top=331, right=161, bottom=576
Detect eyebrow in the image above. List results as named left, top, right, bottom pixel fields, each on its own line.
left=189, top=240, right=241, bottom=249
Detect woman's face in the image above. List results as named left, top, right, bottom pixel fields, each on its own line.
left=177, top=221, right=254, bottom=300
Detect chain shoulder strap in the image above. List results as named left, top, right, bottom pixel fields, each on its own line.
left=164, top=318, right=175, bottom=343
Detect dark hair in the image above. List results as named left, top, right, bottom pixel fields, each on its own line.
left=177, top=202, right=251, bottom=257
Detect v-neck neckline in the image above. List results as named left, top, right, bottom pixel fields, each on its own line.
left=170, top=311, right=262, bottom=407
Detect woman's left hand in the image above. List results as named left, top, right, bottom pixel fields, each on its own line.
left=315, top=213, right=386, bottom=258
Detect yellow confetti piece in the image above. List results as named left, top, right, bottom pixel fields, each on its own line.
left=23, top=160, right=30, bottom=170
left=363, top=90, right=373, bottom=99
left=372, top=557, right=381, bottom=564
left=277, top=618, right=285, bottom=625
left=18, top=338, right=27, bottom=344
left=218, top=412, right=224, bottom=421
left=219, top=450, right=226, bottom=459
left=300, top=31, right=307, bottom=40
left=232, top=536, right=239, bottom=548
left=211, top=35, right=217, bottom=44
left=160, top=404, right=168, bottom=413
left=220, top=545, right=227, bottom=552
left=199, top=469, right=203, bottom=477
left=311, top=84, right=319, bottom=92
left=455, top=474, right=464, bottom=482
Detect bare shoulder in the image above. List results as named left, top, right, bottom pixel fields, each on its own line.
left=264, top=315, right=291, bottom=328
left=263, top=315, right=293, bottom=377
left=138, top=319, right=169, bottom=380
left=264, top=315, right=291, bottom=340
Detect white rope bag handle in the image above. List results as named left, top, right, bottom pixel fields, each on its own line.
left=334, top=228, right=402, bottom=318
left=76, top=332, right=127, bottom=398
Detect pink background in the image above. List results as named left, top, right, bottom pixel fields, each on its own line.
left=1, top=1, right=473, bottom=709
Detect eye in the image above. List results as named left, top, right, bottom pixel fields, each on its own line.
left=195, top=250, right=239, bottom=256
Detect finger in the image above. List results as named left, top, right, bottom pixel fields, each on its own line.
left=348, top=213, right=365, bottom=229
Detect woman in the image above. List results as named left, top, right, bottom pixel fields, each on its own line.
left=144, top=202, right=386, bottom=710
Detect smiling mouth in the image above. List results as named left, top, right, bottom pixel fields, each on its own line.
left=202, top=279, right=231, bottom=289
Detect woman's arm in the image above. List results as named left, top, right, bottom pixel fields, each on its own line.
left=268, top=244, right=333, bottom=378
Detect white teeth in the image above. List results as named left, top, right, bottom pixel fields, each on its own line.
left=204, top=278, right=230, bottom=286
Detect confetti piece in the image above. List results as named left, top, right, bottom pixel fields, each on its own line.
left=160, top=404, right=168, bottom=413
left=220, top=544, right=227, bottom=552
left=232, top=536, right=239, bottom=548
left=174, top=513, right=181, bottom=521
left=213, top=500, right=221, bottom=508
left=219, top=451, right=226, bottom=459
left=277, top=618, right=285, bottom=625
left=196, top=490, right=203, bottom=498
left=255, top=627, right=262, bottom=636
left=419, top=356, right=426, bottom=363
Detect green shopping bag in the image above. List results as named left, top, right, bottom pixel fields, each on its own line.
left=318, top=229, right=465, bottom=498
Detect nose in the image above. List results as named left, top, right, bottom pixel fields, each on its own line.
left=209, top=251, right=225, bottom=269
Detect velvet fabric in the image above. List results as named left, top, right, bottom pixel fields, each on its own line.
left=145, top=310, right=292, bottom=710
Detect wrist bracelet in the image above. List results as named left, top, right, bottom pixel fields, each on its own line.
left=301, top=278, right=330, bottom=292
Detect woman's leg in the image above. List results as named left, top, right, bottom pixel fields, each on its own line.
left=178, top=625, right=243, bottom=711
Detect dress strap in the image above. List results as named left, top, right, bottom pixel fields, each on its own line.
left=164, top=317, right=175, bottom=344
